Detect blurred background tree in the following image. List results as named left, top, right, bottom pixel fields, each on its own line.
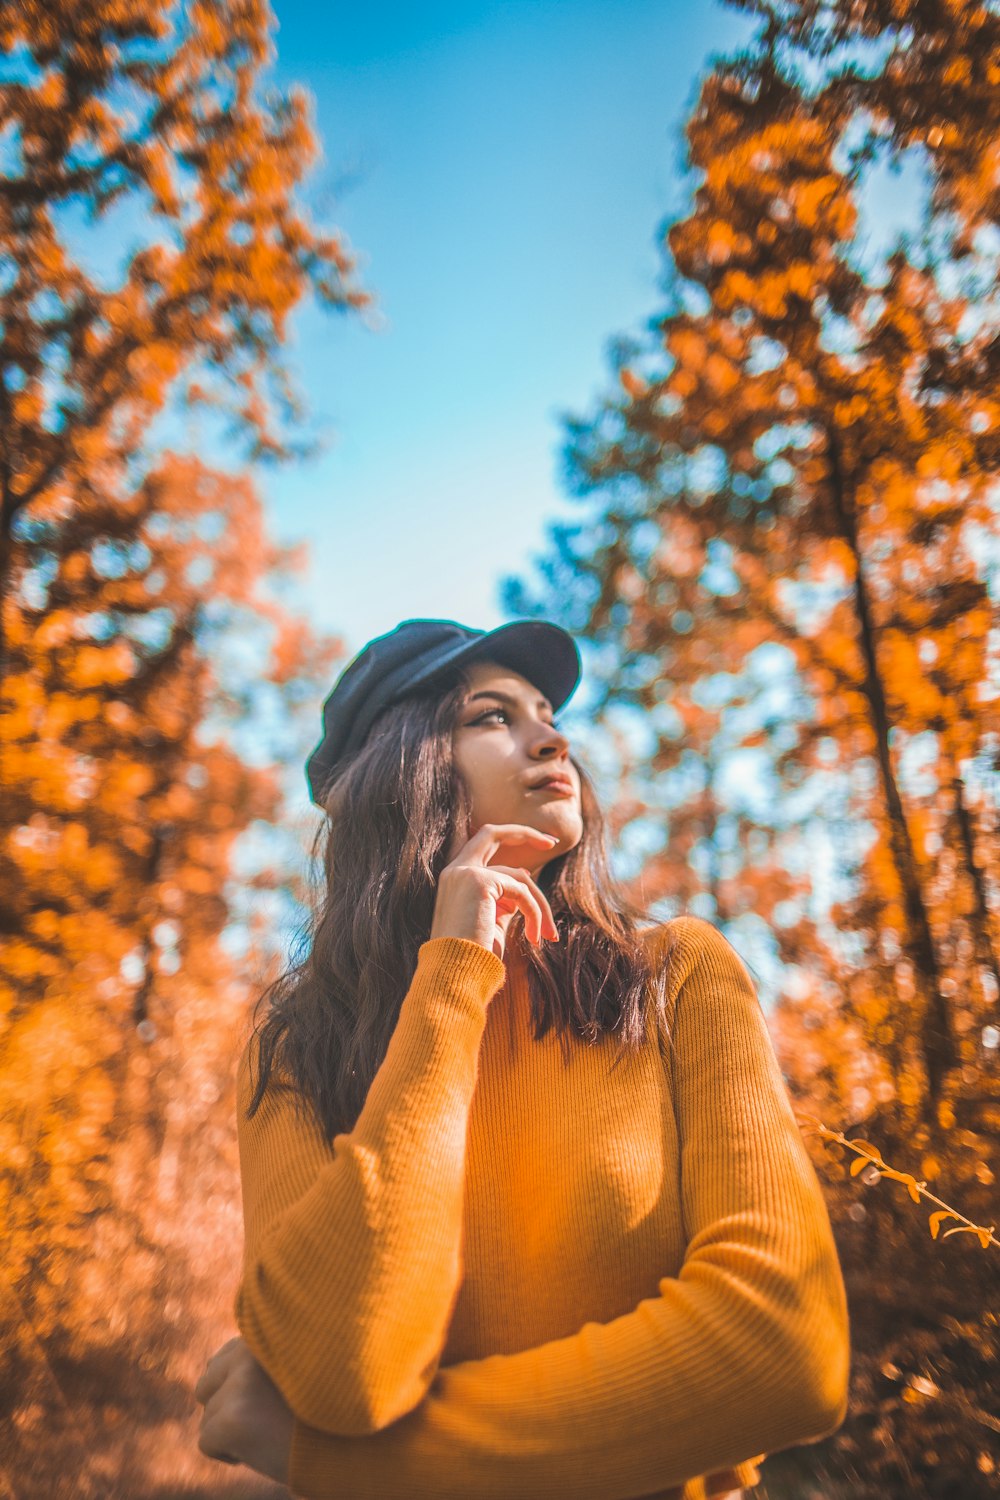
left=504, top=0, right=1000, bottom=1494
left=0, top=1, right=365, bottom=1494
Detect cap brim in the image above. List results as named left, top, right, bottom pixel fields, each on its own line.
left=401, top=619, right=581, bottom=713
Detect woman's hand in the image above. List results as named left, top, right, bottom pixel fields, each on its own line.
left=431, top=821, right=560, bottom=960
left=195, top=1335, right=294, bottom=1486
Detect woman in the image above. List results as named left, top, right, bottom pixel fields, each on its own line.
left=195, top=616, right=850, bottom=1499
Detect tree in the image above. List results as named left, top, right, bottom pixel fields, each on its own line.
left=0, top=449, right=347, bottom=1496
left=0, top=0, right=366, bottom=676
left=504, top=1, right=1000, bottom=1492
left=0, top=3, right=365, bottom=1492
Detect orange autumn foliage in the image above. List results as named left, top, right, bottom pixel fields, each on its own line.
left=0, top=0, right=367, bottom=641
left=0, top=3, right=363, bottom=1494
left=1, top=451, right=347, bottom=1496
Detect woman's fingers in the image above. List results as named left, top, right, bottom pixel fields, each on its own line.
left=487, top=865, right=557, bottom=945
left=198, top=1396, right=241, bottom=1465
left=194, top=1336, right=244, bottom=1406
left=197, top=1348, right=246, bottom=1467
left=469, top=823, right=558, bottom=862
left=488, top=862, right=557, bottom=930
left=195, top=1340, right=293, bottom=1484
left=492, top=880, right=542, bottom=945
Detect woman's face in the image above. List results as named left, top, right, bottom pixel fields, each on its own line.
left=451, top=659, right=583, bottom=873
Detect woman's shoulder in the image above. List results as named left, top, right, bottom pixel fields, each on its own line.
left=637, top=917, right=763, bottom=1075
left=637, top=913, right=733, bottom=959
left=638, top=915, right=754, bottom=997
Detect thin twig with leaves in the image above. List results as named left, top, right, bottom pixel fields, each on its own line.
left=797, top=1113, right=998, bottom=1252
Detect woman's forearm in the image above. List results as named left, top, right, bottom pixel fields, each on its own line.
left=235, top=935, right=506, bottom=1436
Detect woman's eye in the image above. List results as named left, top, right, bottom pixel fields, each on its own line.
left=473, top=708, right=560, bottom=730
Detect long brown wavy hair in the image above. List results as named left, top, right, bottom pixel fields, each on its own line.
left=245, top=661, right=679, bottom=1142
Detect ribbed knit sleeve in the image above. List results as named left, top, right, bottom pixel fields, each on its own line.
left=234, top=935, right=506, bottom=1437
left=285, top=915, right=850, bottom=1499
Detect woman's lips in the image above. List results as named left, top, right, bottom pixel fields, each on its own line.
left=530, top=780, right=574, bottom=796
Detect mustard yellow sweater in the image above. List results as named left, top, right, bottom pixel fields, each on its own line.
left=234, top=915, right=850, bottom=1499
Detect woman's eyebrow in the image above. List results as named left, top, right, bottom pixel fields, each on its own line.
left=466, top=689, right=553, bottom=713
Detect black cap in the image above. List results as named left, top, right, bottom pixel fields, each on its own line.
left=305, top=617, right=582, bottom=808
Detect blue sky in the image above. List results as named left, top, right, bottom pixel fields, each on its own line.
left=208, top=2, right=936, bottom=951
left=254, top=0, right=757, bottom=663
left=209, top=1, right=937, bottom=976
left=211, top=0, right=770, bottom=932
